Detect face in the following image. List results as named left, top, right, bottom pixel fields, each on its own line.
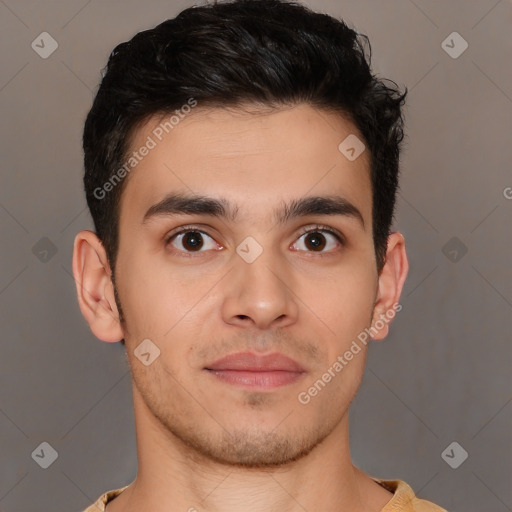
left=109, top=104, right=380, bottom=467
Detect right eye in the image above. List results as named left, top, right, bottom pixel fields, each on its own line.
left=165, top=227, right=221, bottom=256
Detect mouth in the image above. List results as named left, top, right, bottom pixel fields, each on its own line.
left=204, top=351, right=307, bottom=390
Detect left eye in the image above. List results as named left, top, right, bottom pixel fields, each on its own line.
left=292, top=229, right=342, bottom=253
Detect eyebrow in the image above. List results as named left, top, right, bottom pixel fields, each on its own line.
left=142, top=192, right=365, bottom=229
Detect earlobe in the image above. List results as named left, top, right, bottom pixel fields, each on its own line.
left=370, top=231, right=409, bottom=341
left=72, top=230, right=124, bottom=343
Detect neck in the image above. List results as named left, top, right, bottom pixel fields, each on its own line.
left=106, top=385, right=393, bottom=512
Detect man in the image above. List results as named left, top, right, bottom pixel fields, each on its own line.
left=73, top=0, right=448, bottom=510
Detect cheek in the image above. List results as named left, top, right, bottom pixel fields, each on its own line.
left=116, top=251, right=218, bottom=343
left=301, top=272, right=374, bottom=407
left=304, top=264, right=376, bottom=340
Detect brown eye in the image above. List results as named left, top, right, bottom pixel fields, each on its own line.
left=166, top=229, right=218, bottom=254
left=180, top=231, right=204, bottom=251
left=303, top=232, right=327, bottom=251
left=293, top=226, right=344, bottom=254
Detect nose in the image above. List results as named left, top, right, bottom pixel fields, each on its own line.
left=220, top=246, right=299, bottom=331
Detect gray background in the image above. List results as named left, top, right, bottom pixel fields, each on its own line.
left=0, top=0, right=511, bottom=511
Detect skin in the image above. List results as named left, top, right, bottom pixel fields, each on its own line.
left=73, top=103, right=408, bottom=512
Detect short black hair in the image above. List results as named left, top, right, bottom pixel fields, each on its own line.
left=83, top=0, right=407, bottom=322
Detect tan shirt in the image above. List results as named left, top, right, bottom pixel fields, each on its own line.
left=83, top=478, right=449, bottom=511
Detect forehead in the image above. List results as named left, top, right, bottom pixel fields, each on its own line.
left=118, top=104, right=372, bottom=228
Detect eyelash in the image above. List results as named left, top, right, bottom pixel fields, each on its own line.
left=164, top=224, right=345, bottom=257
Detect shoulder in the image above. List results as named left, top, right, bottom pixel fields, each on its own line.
left=82, top=485, right=129, bottom=512
left=372, top=478, right=449, bottom=512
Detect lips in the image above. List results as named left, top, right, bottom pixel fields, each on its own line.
left=204, top=352, right=306, bottom=390
left=204, top=351, right=306, bottom=372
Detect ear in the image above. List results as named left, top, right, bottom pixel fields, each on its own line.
left=370, top=231, right=409, bottom=341
left=72, top=230, right=124, bottom=342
